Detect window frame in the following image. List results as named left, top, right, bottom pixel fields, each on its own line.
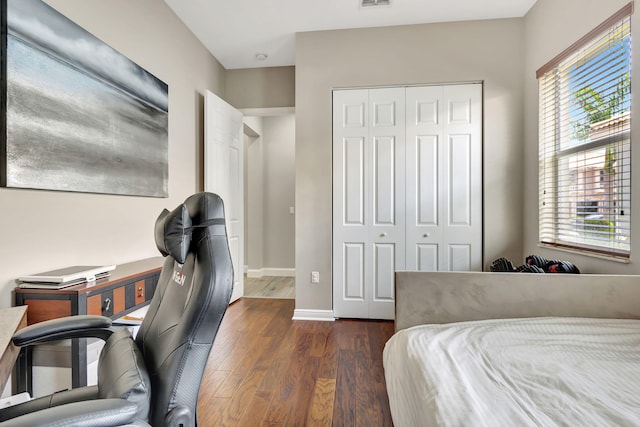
left=536, top=3, right=633, bottom=259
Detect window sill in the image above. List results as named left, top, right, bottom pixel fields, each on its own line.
left=537, top=243, right=630, bottom=264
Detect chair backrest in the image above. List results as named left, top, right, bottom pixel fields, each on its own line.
left=135, top=192, right=233, bottom=427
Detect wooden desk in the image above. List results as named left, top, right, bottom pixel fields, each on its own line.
left=0, top=306, right=27, bottom=392
left=15, top=257, right=164, bottom=394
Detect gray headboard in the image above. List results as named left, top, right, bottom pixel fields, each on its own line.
left=395, top=271, right=640, bottom=332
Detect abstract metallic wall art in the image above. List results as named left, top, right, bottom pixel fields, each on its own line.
left=1, top=0, right=169, bottom=197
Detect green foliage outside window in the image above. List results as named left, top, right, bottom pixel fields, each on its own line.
left=573, top=73, right=630, bottom=140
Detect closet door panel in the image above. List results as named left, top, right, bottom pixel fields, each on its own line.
left=368, top=88, right=405, bottom=320
left=449, top=244, right=472, bottom=271
left=417, top=135, right=439, bottom=225
left=405, top=86, right=444, bottom=270
left=416, top=244, right=438, bottom=272
left=442, top=84, right=483, bottom=271
left=373, top=136, right=397, bottom=226
left=344, top=243, right=365, bottom=300
left=344, top=102, right=366, bottom=128
left=448, top=134, right=472, bottom=226
left=333, top=89, right=370, bottom=319
left=333, top=242, right=368, bottom=319
left=373, top=243, right=395, bottom=301
left=343, top=137, right=366, bottom=226
left=370, top=242, right=396, bottom=319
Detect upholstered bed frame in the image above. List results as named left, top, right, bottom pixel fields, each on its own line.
left=394, top=271, right=640, bottom=332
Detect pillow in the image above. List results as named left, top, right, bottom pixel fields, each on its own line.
left=98, top=328, right=151, bottom=420
left=155, top=203, right=192, bottom=264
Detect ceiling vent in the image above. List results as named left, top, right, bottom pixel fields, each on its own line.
left=361, top=0, right=391, bottom=7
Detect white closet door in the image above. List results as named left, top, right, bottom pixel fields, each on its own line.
left=405, top=86, right=444, bottom=271
left=367, top=88, right=405, bottom=319
left=333, top=84, right=482, bottom=320
left=405, top=84, right=482, bottom=271
left=333, top=89, right=369, bottom=319
left=442, top=84, right=482, bottom=270
left=332, top=88, right=405, bottom=320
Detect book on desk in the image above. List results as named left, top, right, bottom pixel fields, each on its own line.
left=17, top=265, right=116, bottom=289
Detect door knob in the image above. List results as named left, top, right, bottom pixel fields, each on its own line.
left=423, top=233, right=430, bottom=238
left=380, top=232, right=387, bottom=237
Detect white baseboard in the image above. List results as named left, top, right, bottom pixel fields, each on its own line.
left=246, top=268, right=295, bottom=278
left=292, top=309, right=335, bottom=322
left=264, top=268, right=295, bottom=277
left=246, top=269, right=263, bottom=278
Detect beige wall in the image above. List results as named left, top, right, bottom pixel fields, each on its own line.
left=263, top=115, right=296, bottom=269
left=522, top=0, right=639, bottom=273
left=295, top=20, right=525, bottom=312
left=0, top=0, right=226, bottom=308
left=226, top=67, right=295, bottom=109
left=244, top=117, right=264, bottom=272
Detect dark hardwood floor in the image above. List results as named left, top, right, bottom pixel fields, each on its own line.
left=197, top=298, right=395, bottom=426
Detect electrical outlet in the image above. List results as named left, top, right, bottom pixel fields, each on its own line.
left=311, top=271, right=320, bottom=283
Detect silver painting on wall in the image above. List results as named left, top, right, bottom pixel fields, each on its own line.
left=1, top=0, right=169, bottom=197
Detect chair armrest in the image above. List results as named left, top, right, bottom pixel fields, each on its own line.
left=0, top=399, right=145, bottom=427
left=12, top=315, right=114, bottom=346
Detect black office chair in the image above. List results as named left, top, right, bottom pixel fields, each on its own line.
left=0, top=192, right=234, bottom=426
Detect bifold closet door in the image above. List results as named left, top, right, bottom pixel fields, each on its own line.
left=333, top=84, right=482, bottom=320
left=405, top=84, right=482, bottom=271
left=332, top=88, right=405, bottom=320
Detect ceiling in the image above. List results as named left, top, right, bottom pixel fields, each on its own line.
left=164, top=0, right=538, bottom=70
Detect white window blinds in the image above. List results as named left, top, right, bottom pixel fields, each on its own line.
left=537, top=4, right=632, bottom=258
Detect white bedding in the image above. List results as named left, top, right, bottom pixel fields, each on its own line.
left=383, top=317, right=640, bottom=426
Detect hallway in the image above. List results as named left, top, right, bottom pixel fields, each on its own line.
left=244, top=275, right=295, bottom=299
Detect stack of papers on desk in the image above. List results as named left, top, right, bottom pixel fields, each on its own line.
left=17, top=265, right=116, bottom=289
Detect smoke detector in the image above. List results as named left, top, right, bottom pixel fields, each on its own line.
left=361, top=0, right=391, bottom=7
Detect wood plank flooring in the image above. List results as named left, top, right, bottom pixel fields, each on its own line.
left=197, top=298, right=395, bottom=426
left=244, top=276, right=295, bottom=299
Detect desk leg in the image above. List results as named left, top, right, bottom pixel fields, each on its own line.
left=15, top=340, right=87, bottom=394
left=15, top=347, right=32, bottom=395
left=71, top=338, right=87, bottom=388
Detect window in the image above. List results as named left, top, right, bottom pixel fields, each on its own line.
left=537, top=4, right=632, bottom=259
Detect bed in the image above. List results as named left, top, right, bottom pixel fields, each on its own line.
left=384, top=271, right=640, bottom=426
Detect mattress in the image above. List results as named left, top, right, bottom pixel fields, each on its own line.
left=383, top=317, right=640, bottom=426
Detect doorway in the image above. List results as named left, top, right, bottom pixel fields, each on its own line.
left=242, top=109, right=296, bottom=299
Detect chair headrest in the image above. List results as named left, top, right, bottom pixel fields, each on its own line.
left=155, top=203, right=192, bottom=264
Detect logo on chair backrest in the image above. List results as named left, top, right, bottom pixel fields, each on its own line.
left=172, top=270, right=186, bottom=286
